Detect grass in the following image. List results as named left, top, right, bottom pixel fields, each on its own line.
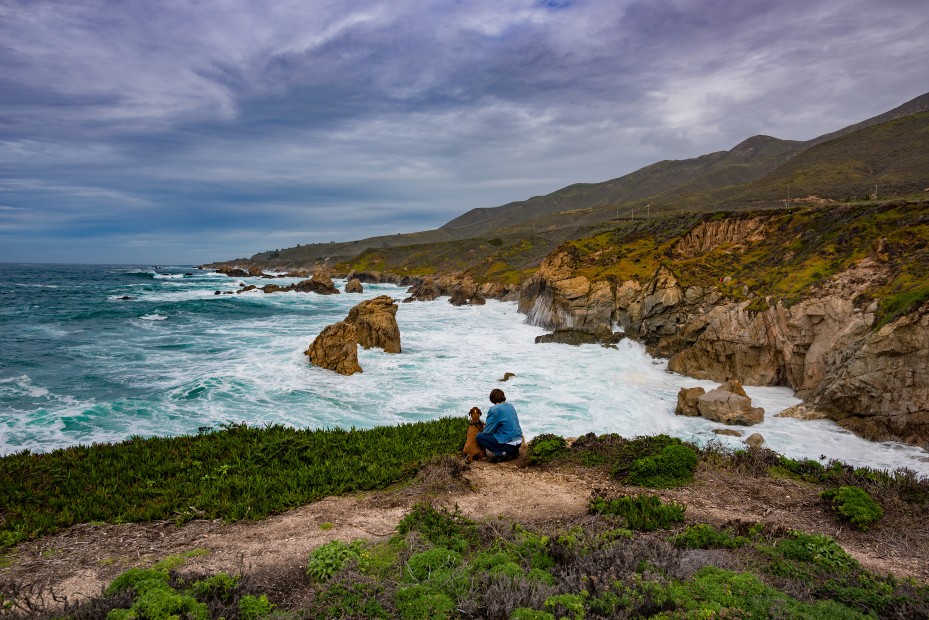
left=0, top=417, right=467, bottom=550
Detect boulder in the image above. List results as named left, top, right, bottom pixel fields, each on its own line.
left=345, top=295, right=401, bottom=353
left=247, top=265, right=265, bottom=277
left=675, top=387, right=705, bottom=417
left=499, top=372, right=516, bottom=382
left=262, top=284, right=286, bottom=294
left=712, top=428, right=743, bottom=437
left=306, top=322, right=362, bottom=376
left=745, top=433, right=765, bottom=448
left=470, top=292, right=487, bottom=305
left=449, top=288, right=469, bottom=306
left=535, top=328, right=625, bottom=347
left=404, top=278, right=443, bottom=302
left=345, top=278, right=364, bottom=293
left=697, top=385, right=765, bottom=426
left=775, top=404, right=829, bottom=420
left=292, top=277, right=339, bottom=295
left=216, top=265, right=250, bottom=278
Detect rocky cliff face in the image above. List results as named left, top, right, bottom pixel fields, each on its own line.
left=517, top=235, right=929, bottom=449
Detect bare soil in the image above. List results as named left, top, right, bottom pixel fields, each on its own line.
left=2, top=459, right=927, bottom=613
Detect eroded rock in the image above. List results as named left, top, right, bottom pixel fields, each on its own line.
left=345, top=295, right=401, bottom=353
left=345, top=278, right=363, bottom=293
left=305, top=321, right=362, bottom=376
left=675, top=387, right=705, bottom=417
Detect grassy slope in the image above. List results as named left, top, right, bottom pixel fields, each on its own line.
left=0, top=418, right=466, bottom=551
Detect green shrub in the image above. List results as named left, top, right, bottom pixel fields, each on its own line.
left=310, top=579, right=391, bottom=619
left=105, top=572, right=209, bottom=620
left=611, top=435, right=698, bottom=487
left=625, top=443, right=698, bottom=488
left=672, top=523, right=749, bottom=549
left=404, top=547, right=463, bottom=583
left=589, top=495, right=685, bottom=531
left=395, top=584, right=456, bottom=620
left=526, top=434, right=569, bottom=465
left=822, top=486, right=884, bottom=530
left=239, top=594, right=275, bottom=620
left=768, top=531, right=859, bottom=575
left=511, top=609, right=555, bottom=620
left=543, top=592, right=587, bottom=620
left=396, top=503, right=478, bottom=552
left=306, top=540, right=366, bottom=582
left=188, top=572, right=238, bottom=602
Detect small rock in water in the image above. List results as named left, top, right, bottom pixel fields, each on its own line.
left=745, top=433, right=765, bottom=448
left=499, top=372, right=516, bottom=382
left=713, top=428, right=743, bottom=437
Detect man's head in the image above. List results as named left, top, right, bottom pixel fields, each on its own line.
left=489, top=388, right=506, bottom=404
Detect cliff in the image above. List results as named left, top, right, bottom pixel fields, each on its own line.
left=518, top=203, right=929, bottom=448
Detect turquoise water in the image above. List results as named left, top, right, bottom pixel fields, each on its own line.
left=1, top=263, right=927, bottom=476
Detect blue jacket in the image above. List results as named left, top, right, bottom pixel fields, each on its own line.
left=483, top=402, right=523, bottom=444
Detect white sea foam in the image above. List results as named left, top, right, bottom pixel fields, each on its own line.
left=3, top=282, right=928, bottom=476
left=140, top=313, right=168, bottom=321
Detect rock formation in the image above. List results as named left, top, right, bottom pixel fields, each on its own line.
left=293, top=270, right=339, bottom=295
left=696, top=385, right=765, bottom=426
left=517, top=234, right=929, bottom=448
left=675, top=387, right=705, bottom=417
left=345, top=295, right=401, bottom=353
left=307, top=296, right=401, bottom=375
left=345, top=278, right=363, bottom=293
left=745, top=433, right=765, bottom=448
left=534, top=328, right=625, bottom=347
left=305, top=322, right=363, bottom=376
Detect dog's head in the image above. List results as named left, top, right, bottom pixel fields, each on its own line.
left=468, top=406, right=482, bottom=423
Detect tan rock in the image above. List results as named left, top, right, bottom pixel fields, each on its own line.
left=305, top=321, right=362, bottom=376
left=344, top=278, right=363, bottom=293
left=675, top=387, right=705, bottom=417
left=745, top=433, right=765, bottom=448
left=712, top=428, right=743, bottom=437
left=697, top=388, right=765, bottom=426
left=345, top=295, right=401, bottom=353
left=775, top=404, right=829, bottom=420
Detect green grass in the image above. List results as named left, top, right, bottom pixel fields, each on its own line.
left=0, top=417, right=466, bottom=550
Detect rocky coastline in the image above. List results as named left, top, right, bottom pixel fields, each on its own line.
left=204, top=213, right=929, bottom=450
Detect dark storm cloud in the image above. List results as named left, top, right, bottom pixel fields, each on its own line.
left=0, top=0, right=927, bottom=263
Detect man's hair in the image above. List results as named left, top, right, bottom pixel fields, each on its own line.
left=489, top=388, right=506, bottom=404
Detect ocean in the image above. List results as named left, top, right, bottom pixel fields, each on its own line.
left=1, top=263, right=927, bottom=475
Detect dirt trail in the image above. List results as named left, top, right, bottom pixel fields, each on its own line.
left=2, top=461, right=926, bottom=611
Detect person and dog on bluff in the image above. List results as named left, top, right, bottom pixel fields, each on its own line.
left=462, top=388, right=523, bottom=463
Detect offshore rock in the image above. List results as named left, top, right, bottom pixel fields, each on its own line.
left=292, top=272, right=339, bottom=295
left=305, top=321, right=362, bottom=376
left=404, top=278, right=443, bottom=302
left=215, top=265, right=250, bottom=278
left=745, top=433, right=766, bottom=448
left=535, top=328, right=624, bottom=347
left=345, top=295, right=401, bottom=353
left=696, top=385, right=764, bottom=426
left=344, top=278, right=363, bottom=293
left=675, top=387, right=705, bottom=417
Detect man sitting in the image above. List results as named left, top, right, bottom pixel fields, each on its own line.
left=476, top=388, right=523, bottom=463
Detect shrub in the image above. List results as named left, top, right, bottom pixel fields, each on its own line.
left=395, top=584, right=456, bottom=620
left=396, top=503, right=478, bottom=552
left=625, top=443, right=698, bottom=488
left=306, top=540, right=366, bottom=582
left=404, top=547, right=463, bottom=583
left=310, top=577, right=391, bottom=619
left=239, top=594, right=275, bottom=620
left=511, top=609, right=555, bottom=620
left=188, top=572, right=238, bottom=602
left=526, top=434, right=569, bottom=465
left=672, top=523, right=748, bottom=549
left=822, top=486, right=884, bottom=530
left=589, top=495, right=685, bottom=531
left=611, top=435, right=698, bottom=487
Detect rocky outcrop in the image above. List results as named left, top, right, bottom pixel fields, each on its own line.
left=673, top=217, right=768, bottom=258
left=535, top=328, right=625, bottom=347
left=696, top=385, right=765, bottom=426
left=345, top=296, right=401, bottom=353
left=306, top=296, right=402, bottom=375
left=345, top=278, right=363, bottom=293
left=518, top=234, right=929, bottom=447
left=518, top=249, right=613, bottom=333
left=675, top=387, right=705, bottom=417
left=404, top=278, right=443, bottom=302
left=305, top=322, right=363, bottom=376
left=294, top=270, right=339, bottom=295
left=215, top=265, right=250, bottom=278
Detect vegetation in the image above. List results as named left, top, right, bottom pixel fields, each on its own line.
left=822, top=486, right=884, bottom=531
left=588, top=494, right=686, bottom=531
left=0, top=417, right=467, bottom=550
left=525, top=434, right=569, bottom=465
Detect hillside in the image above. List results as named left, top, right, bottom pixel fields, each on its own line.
left=238, top=91, right=929, bottom=271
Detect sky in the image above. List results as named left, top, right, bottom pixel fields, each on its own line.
left=1, top=0, right=928, bottom=265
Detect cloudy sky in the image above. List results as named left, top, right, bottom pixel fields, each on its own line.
left=1, top=0, right=927, bottom=264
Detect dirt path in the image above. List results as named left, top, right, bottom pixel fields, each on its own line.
left=2, top=460, right=926, bottom=612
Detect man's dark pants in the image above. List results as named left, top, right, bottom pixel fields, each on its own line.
left=476, top=433, right=520, bottom=459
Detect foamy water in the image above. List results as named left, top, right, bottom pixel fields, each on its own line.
left=1, top=264, right=927, bottom=476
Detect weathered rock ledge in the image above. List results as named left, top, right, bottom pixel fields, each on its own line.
left=518, top=246, right=929, bottom=449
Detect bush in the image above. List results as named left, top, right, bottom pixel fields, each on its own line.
left=822, top=486, right=884, bottom=530
left=239, top=594, right=275, bottom=620
left=589, top=495, right=685, bottom=531
left=626, top=443, right=698, bottom=488
left=396, top=503, right=478, bottom=552
left=611, top=435, right=698, bottom=487
left=526, top=434, right=569, bottom=465
left=395, top=584, right=456, bottom=620
left=672, top=523, right=748, bottom=549
left=306, top=540, right=367, bottom=582
left=404, top=547, right=463, bottom=583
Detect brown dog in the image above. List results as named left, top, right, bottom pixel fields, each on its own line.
left=462, top=407, right=486, bottom=463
